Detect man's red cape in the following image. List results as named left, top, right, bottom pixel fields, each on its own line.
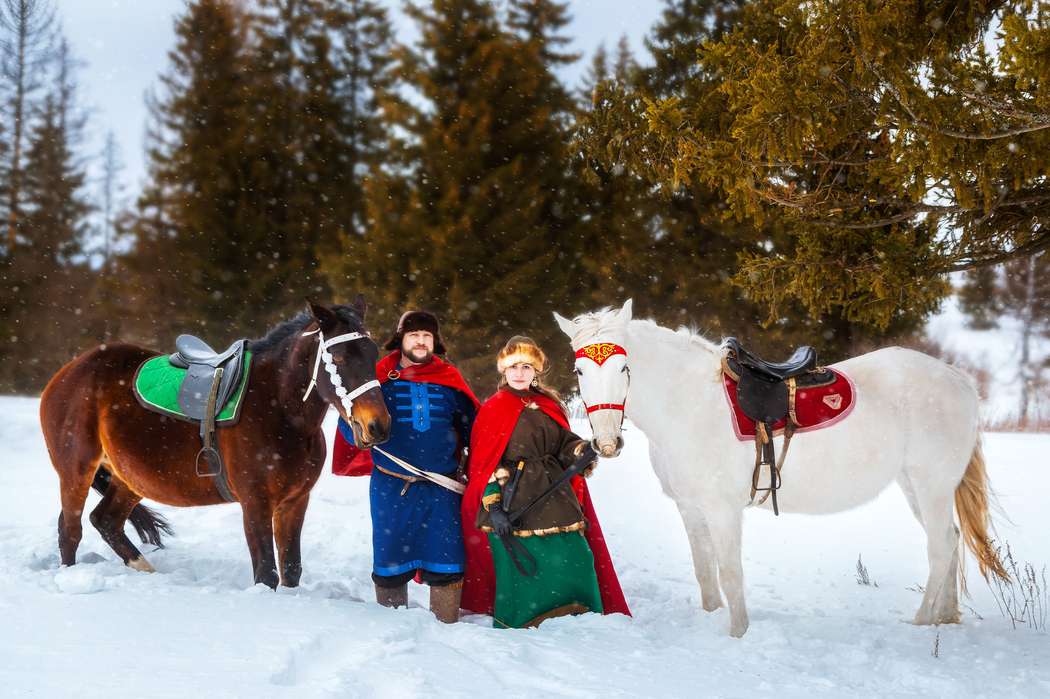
left=460, top=389, right=631, bottom=617
left=331, top=351, right=481, bottom=476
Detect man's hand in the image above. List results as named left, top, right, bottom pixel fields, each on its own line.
left=489, top=507, right=513, bottom=537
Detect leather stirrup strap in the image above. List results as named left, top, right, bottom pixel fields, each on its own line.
left=195, top=368, right=236, bottom=502
left=751, top=422, right=795, bottom=515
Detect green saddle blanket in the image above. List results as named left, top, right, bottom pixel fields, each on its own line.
left=133, top=352, right=252, bottom=424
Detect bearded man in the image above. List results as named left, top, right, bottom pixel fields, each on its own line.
left=333, top=310, right=479, bottom=622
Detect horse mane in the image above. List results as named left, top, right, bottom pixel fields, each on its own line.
left=248, top=305, right=363, bottom=355
left=570, top=308, right=722, bottom=358
left=630, top=318, right=723, bottom=358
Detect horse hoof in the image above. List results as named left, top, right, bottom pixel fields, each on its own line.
left=127, top=556, right=155, bottom=573
left=702, top=599, right=723, bottom=612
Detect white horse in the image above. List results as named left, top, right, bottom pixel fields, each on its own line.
left=555, top=299, right=1008, bottom=637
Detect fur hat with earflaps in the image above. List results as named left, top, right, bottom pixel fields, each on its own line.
left=496, top=335, right=547, bottom=374
left=383, top=310, right=448, bottom=355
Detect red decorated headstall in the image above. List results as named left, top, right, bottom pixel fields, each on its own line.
left=575, top=342, right=627, bottom=366
left=575, top=342, right=629, bottom=414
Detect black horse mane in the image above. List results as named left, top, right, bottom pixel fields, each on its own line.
left=248, top=305, right=364, bottom=355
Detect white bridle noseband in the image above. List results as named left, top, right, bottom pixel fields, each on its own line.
left=301, top=329, right=381, bottom=415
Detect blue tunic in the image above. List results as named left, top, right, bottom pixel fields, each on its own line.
left=339, top=379, right=475, bottom=577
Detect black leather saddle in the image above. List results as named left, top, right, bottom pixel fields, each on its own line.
left=723, top=337, right=829, bottom=424
left=723, top=337, right=832, bottom=515
left=168, top=334, right=247, bottom=501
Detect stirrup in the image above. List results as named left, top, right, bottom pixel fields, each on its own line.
left=195, top=447, right=222, bottom=477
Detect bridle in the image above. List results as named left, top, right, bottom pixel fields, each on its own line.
left=301, top=328, right=381, bottom=415
left=575, top=342, right=630, bottom=421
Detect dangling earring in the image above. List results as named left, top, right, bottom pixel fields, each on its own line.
left=530, top=377, right=539, bottom=388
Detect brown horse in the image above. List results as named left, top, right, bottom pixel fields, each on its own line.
left=39, top=299, right=390, bottom=588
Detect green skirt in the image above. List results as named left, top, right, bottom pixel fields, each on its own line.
left=489, top=530, right=604, bottom=629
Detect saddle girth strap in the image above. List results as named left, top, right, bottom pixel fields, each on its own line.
left=194, top=368, right=236, bottom=503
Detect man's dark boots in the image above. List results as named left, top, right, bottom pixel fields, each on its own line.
left=375, top=582, right=408, bottom=609
left=429, top=581, right=462, bottom=623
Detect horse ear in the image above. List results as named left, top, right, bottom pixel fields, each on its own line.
left=553, top=311, right=576, bottom=337
left=619, top=298, right=633, bottom=322
left=308, top=301, right=337, bottom=329
left=350, top=293, right=367, bottom=319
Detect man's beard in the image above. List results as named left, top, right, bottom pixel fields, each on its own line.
left=403, top=345, right=433, bottom=365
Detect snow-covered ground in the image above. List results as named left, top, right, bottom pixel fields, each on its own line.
left=1, top=396, right=1046, bottom=698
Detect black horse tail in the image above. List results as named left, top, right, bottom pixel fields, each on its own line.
left=91, top=467, right=174, bottom=548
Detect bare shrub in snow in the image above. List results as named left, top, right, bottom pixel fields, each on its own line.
left=989, top=542, right=1047, bottom=631
left=856, top=555, right=877, bottom=587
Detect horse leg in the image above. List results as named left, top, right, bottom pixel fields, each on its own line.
left=88, top=478, right=155, bottom=572
left=679, top=505, right=723, bottom=612
left=241, top=498, right=279, bottom=589
left=57, top=464, right=98, bottom=566
left=899, top=471, right=961, bottom=625
left=273, top=492, right=310, bottom=588
left=705, top=504, right=749, bottom=637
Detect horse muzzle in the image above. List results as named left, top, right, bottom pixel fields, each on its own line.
left=349, top=399, right=391, bottom=448
left=591, top=434, right=624, bottom=458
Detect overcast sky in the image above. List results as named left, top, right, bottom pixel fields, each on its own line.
left=56, top=0, right=664, bottom=203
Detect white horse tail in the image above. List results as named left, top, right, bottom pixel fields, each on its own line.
left=955, top=437, right=1010, bottom=586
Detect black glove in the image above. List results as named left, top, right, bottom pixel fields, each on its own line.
left=574, top=442, right=598, bottom=465
left=489, top=506, right=513, bottom=537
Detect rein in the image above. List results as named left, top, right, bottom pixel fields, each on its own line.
left=301, top=329, right=381, bottom=415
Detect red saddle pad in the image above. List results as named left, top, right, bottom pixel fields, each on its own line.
left=722, top=368, right=856, bottom=441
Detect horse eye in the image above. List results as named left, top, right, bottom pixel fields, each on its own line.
left=621, top=365, right=629, bottom=374
left=573, top=367, right=582, bottom=376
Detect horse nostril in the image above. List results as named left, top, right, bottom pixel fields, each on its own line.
left=616, top=436, right=624, bottom=451
left=369, top=418, right=390, bottom=444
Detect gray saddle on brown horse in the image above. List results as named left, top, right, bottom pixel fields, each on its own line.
left=168, top=334, right=248, bottom=501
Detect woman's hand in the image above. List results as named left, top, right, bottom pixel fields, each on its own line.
left=574, top=442, right=599, bottom=477
left=489, top=507, right=513, bottom=537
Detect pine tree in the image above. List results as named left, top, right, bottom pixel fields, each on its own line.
left=89, top=130, right=126, bottom=343
left=575, top=2, right=823, bottom=355
left=331, top=0, right=396, bottom=232
left=2, top=36, right=92, bottom=391
left=572, top=40, right=661, bottom=320
left=340, top=0, right=586, bottom=387
left=622, top=0, right=1049, bottom=329
left=124, top=0, right=258, bottom=344
left=247, top=0, right=398, bottom=311
left=0, top=0, right=54, bottom=249
left=507, top=0, right=578, bottom=75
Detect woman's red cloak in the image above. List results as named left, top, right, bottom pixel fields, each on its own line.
left=460, top=389, right=630, bottom=617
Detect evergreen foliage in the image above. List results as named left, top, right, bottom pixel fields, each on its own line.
left=0, top=0, right=54, bottom=249
left=124, top=0, right=257, bottom=345
left=331, top=0, right=585, bottom=389
left=3, top=0, right=1048, bottom=397
left=606, top=0, right=1049, bottom=330
left=0, top=35, right=93, bottom=391
left=124, top=0, right=396, bottom=347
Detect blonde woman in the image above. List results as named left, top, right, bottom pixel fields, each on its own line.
left=460, top=336, right=630, bottom=628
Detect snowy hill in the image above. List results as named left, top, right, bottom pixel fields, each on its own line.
left=1, top=396, right=1046, bottom=698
